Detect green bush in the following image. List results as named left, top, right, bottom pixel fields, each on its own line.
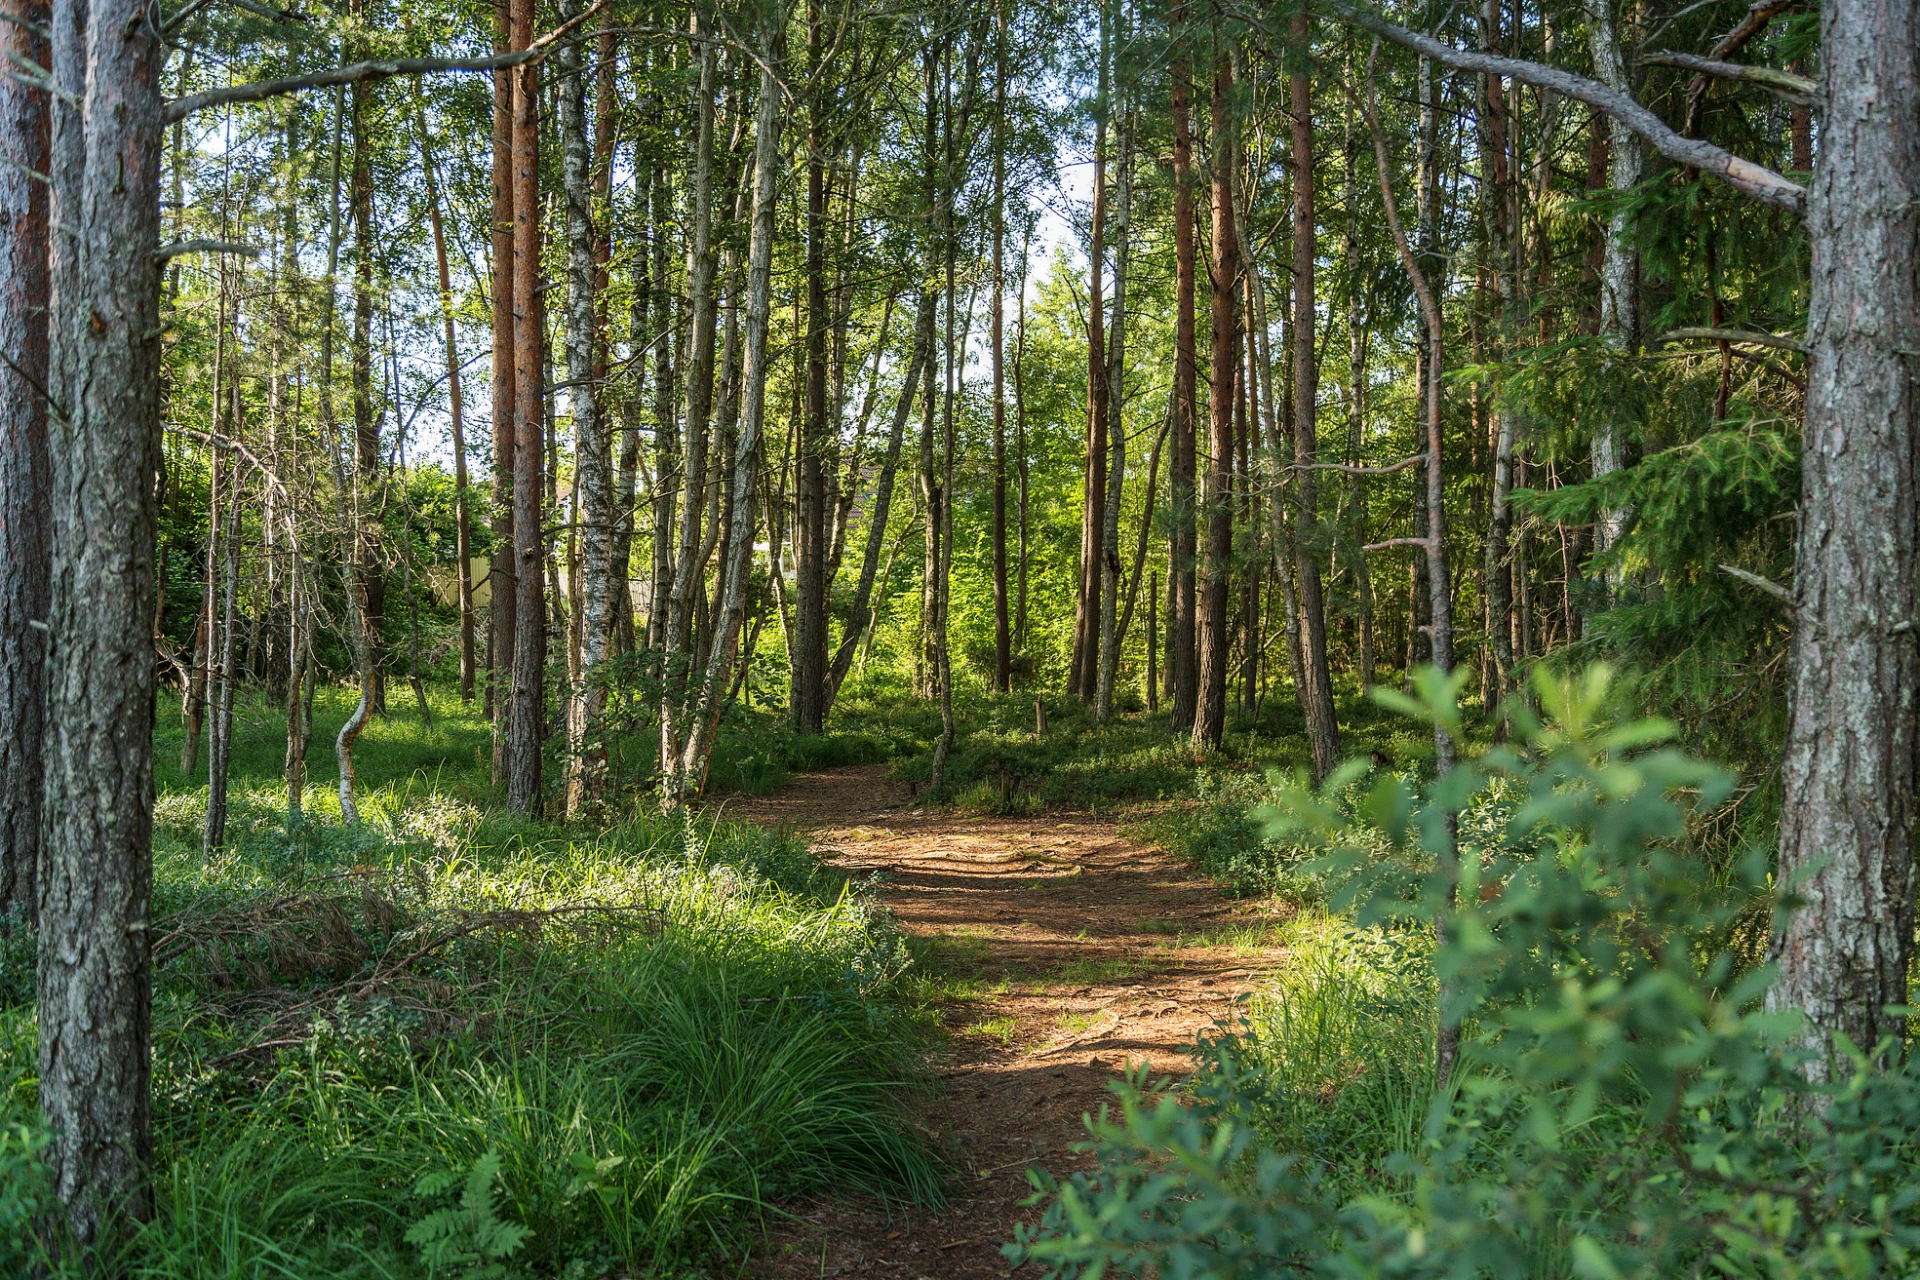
left=1010, top=666, right=1920, bottom=1278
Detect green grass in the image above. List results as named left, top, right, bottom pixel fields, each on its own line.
left=3, top=687, right=943, bottom=1278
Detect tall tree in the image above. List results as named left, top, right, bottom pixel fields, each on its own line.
left=1168, top=8, right=1199, bottom=731
left=1290, top=13, right=1340, bottom=780
left=0, top=0, right=50, bottom=919
left=506, top=0, right=546, bottom=814
left=39, top=0, right=164, bottom=1246
left=990, top=0, right=1012, bottom=693
left=1192, top=34, right=1237, bottom=750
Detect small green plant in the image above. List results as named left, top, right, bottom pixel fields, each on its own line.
left=406, top=1151, right=531, bottom=1278
left=1010, top=665, right=1920, bottom=1278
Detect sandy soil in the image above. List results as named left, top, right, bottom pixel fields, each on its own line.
left=715, top=763, right=1285, bottom=1279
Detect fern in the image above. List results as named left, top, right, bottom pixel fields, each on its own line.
left=406, top=1150, right=531, bottom=1279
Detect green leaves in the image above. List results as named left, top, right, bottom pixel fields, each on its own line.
left=406, top=1150, right=532, bottom=1279
left=1011, top=665, right=1920, bottom=1279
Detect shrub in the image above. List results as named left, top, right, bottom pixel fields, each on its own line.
left=1010, top=666, right=1920, bottom=1278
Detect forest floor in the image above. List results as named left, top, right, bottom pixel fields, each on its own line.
left=722, top=763, right=1290, bottom=1279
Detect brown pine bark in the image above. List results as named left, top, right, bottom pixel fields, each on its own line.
left=1766, top=0, right=1920, bottom=1061
left=40, top=0, right=164, bottom=1246
left=1192, top=40, right=1237, bottom=751
left=1073, top=16, right=1110, bottom=701
left=488, top=0, right=516, bottom=752
left=1169, top=17, right=1199, bottom=731
left=506, top=0, right=546, bottom=815
left=1290, top=17, right=1341, bottom=780
left=0, top=0, right=50, bottom=919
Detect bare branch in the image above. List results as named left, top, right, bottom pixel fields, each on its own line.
left=1642, top=51, right=1816, bottom=105
left=1295, top=452, right=1427, bottom=476
left=1364, top=536, right=1436, bottom=552
left=154, top=238, right=259, bottom=260
left=1293, top=0, right=1808, bottom=216
left=1655, top=326, right=1809, bottom=354
left=1719, top=563, right=1795, bottom=606
left=162, top=0, right=604, bottom=124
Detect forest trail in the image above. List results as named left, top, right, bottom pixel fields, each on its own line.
left=723, top=763, right=1287, bottom=1278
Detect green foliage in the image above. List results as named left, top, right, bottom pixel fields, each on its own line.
left=407, top=1151, right=530, bottom=1278
left=1009, top=666, right=1920, bottom=1279
left=4, top=694, right=942, bottom=1278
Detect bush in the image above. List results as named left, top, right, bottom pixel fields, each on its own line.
left=1010, top=666, right=1920, bottom=1278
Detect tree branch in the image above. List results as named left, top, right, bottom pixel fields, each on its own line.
left=154, top=238, right=259, bottom=260
left=1294, top=0, right=1807, bottom=216
left=1718, top=563, right=1795, bottom=606
left=1655, top=326, right=1809, bottom=354
left=1641, top=52, right=1816, bottom=105
left=1295, top=452, right=1427, bottom=476
left=1364, top=536, right=1435, bottom=552
left=163, top=0, right=604, bottom=124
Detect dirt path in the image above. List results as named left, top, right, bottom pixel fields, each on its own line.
left=721, top=763, right=1284, bottom=1279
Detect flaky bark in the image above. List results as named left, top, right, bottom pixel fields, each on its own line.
left=1290, top=18, right=1341, bottom=780
left=488, top=0, right=516, bottom=748
left=506, top=0, right=546, bottom=815
left=0, top=0, right=50, bottom=919
left=1192, top=41, right=1237, bottom=751
left=39, top=0, right=163, bottom=1246
left=1766, top=0, right=1920, bottom=1061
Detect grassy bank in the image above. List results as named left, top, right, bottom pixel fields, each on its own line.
left=3, top=691, right=942, bottom=1277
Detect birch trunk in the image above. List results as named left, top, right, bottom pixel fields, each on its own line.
left=1585, top=0, right=1640, bottom=577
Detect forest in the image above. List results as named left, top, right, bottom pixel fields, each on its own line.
left=1, top=0, right=1917, bottom=1272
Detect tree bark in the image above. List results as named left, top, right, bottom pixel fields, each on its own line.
left=1766, top=0, right=1920, bottom=1062
left=1169, top=13, right=1199, bottom=732
left=1290, top=19, right=1341, bottom=781
left=1192, top=39, right=1237, bottom=751
left=350, top=79, right=386, bottom=715
left=560, top=0, right=610, bottom=816
left=0, top=0, right=49, bottom=919
left=1095, top=97, right=1132, bottom=720
left=990, top=2, right=1011, bottom=693
left=1586, top=0, right=1640, bottom=582
left=414, top=85, right=477, bottom=701
left=39, top=0, right=163, bottom=1245
left=506, top=0, right=546, bottom=815
left=793, top=0, right=831, bottom=734
left=1073, top=12, right=1110, bottom=701
left=488, top=0, right=517, bottom=753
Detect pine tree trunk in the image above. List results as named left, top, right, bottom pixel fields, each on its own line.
left=0, top=0, right=49, bottom=918
left=991, top=5, right=1011, bottom=693
left=792, top=0, right=832, bottom=734
left=1290, top=21, right=1341, bottom=781
left=1168, top=14, right=1199, bottom=731
left=488, top=0, right=517, bottom=748
left=350, top=80, right=386, bottom=715
left=507, top=0, right=546, bottom=815
left=39, top=0, right=163, bottom=1245
left=1766, top=0, right=1920, bottom=1062
left=1095, top=98, right=1132, bottom=720
left=1192, top=39, right=1237, bottom=751
left=1073, top=16, right=1110, bottom=701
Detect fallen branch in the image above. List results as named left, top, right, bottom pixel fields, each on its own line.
left=1718, top=563, right=1795, bottom=606
left=1655, top=326, right=1809, bottom=355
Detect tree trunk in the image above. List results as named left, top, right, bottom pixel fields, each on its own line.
left=670, top=7, right=782, bottom=801
left=1073, top=14, right=1110, bottom=701
left=793, top=0, right=831, bottom=734
left=990, top=4, right=1011, bottom=694
left=1192, top=39, right=1237, bottom=751
left=1168, top=14, right=1199, bottom=732
left=1766, top=0, right=1920, bottom=1063
left=1585, top=0, right=1640, bottom=582
left=39, top=0, right=163, bottom=1245
left=1095, top=98, right=1132, bottom=721
left=414, top=85, right=476, bottom=701
left=205, top=369, right=241, bottom=853
left=488, top=0, right=517, bottom=754
left=0, top=0, right=49, bottom=918
left=350, top=80, right=386, bottom=715
left=561, top=0, right=610, bottom=816
left=1290, top=17, right=1341, bottom=781
left=506, top=0, right=546, bottom=815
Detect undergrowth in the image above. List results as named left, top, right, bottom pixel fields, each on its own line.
left=4, top=694, right=942, bottom=1278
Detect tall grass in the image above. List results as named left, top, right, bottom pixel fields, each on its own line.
left=2, top=692, right=943, bottom=1277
